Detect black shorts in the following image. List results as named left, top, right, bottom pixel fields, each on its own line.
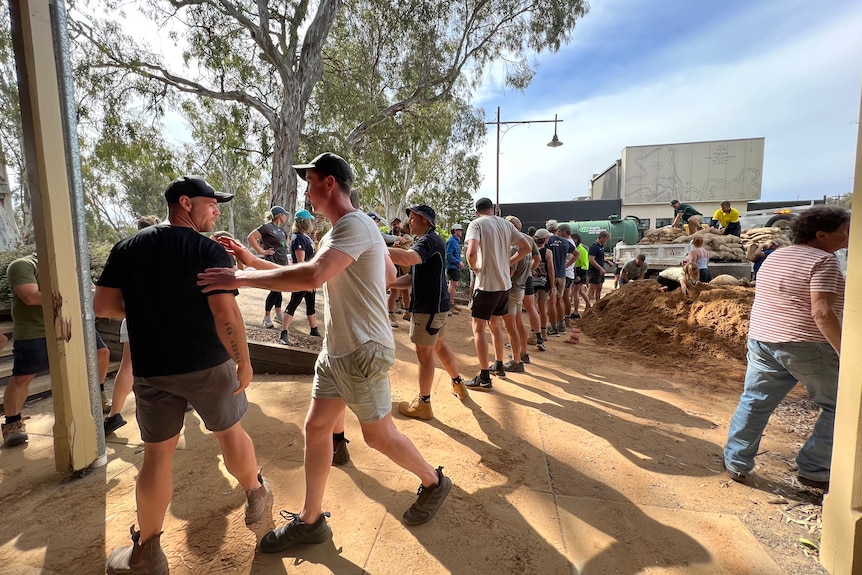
left=565, top=276, right=574, bottom=289
left=699, top=268, right=712, bottom=283
left=587, top=270, right=604, bottom=285
left=471, top=289, right=510, bottom=321
left=524, top=276, right=535, bottom=296
left=446, top=268, right=460, bottom=282
left=576, top=269, right=587, bottom=284
left=12, top=337, right=49, bottom=376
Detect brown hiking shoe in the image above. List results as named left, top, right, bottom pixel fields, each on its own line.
left=106, top=526, right=168, bottom=575
left=2, top=419, right=28, bottom=446
left=526, top=331, right=537, bottom=345
left=399, top=396, right=434, bottom=420
left=245, top=473, right=272, bottom=524
left=332, top=437, right=351, bottom=466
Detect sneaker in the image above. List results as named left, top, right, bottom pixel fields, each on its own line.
left=449, top=306, right=460, bottom=315
left=399, top=396, right=434, bottom=420
left=278, top=330, right=291, bottom=346
left=797, top=475, right=829, bottom=490
left=402, top=467, right=452, bottom=525
left=106, top=526, right=168, bottom=575
left=502, top=360, right=525, bottom=373
left=570, top=313, right=581, bottom=319
left=488, top=361, right=506, bottom=378
left=536, top=341, right=546, bottom=352
left=557, top=321, right=566, bottom=332
left=402, top=311, right=412, bottom=321
left=104, top=413, right=127, bottom=436
left=520, top=354, right=531, bottom=365
left=451, top=377, right=469, bottom=400
left=245, top=474, right=272, bottom=524
left=526, top=332, right=537, bottom=346
left=465, top=375, right=493, bottom=392
left=547, top=326, right=558, bottom=336
left=332, top=437, right=351, bottom=466
left=309, top=327, right=321, bottom=337
left=260, top=511, right=332, bottom=553
left=1, top=419, right=28, bottom=446
left=274, top=312, right=284, bottom=324
left=389, top=313, right=399, bottom=328
left=102, top=391, right=112, bottom=414
left=262, top=316, right=274, bottom=328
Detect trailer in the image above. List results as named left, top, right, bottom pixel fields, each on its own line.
left=612, top=242, right=753, bottom=280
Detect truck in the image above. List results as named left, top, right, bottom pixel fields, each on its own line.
left=612, top=242, right=753, bottom=280
left=736, top=199, right=825, bottom=234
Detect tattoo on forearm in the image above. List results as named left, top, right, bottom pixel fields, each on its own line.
left=224, top=321, right=242, bottom=362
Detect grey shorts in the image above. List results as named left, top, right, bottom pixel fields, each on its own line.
left=312, top=341, right=395, bottom=423
left=410, top=312, right=448, bottom=347
left=134, top=360, right=247, bottom=443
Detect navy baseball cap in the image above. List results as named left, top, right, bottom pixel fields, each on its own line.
left=293, top=152, right=354, bottom=187
left=165, top=176, right=233, bottom=204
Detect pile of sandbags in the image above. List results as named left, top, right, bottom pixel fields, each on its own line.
left=683, top=229, right=746, bottom=261
left=637, top=226, right=688, bottom=245
left=741, top=227, right=791, bottom=261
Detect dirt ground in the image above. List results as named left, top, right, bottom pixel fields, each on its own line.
left=0, top=281, right=829, bottom=575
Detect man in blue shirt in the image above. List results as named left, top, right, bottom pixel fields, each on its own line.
left=446, top=223, right=464, bottom=314
left=587, top=231, right=611, bottom=303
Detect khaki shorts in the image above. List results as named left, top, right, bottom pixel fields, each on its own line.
left=553, top=277, right=566, bottom=294
left=536, top=289, right=550, bottom=302
left=507, top=287, right=525, bottom=315
left=410, top=312, right=448, bottom=347
left=312, top=341, right=395, bottom=422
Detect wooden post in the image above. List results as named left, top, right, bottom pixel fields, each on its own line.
left=820, top=92, right=862, bottom=573
left=10, top=0, right=97, bottom=471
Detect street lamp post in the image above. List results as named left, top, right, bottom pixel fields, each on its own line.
left=486, top=106, right=564, bottom=215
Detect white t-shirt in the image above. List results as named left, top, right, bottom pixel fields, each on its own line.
left=465, top=215, right=522, bottom=292
left=565, top=237, right=576, bottom=279
left=318, top=211, right=395, bottom=357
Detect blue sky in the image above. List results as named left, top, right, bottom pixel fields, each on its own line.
left=474, top=0, right=862, bottom=204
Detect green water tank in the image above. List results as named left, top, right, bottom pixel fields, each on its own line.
left=562, top=216, right=645, bottom=247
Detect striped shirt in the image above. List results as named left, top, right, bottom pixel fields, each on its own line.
left=748, top=244, right=845, bottom=343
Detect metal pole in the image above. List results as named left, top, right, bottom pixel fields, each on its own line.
left=495, top=106, right=501, bottom=216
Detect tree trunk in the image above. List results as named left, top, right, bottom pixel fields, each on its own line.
left=271, top=111, right=301, bottom=226
left=0, top=159, right=20, bottom=251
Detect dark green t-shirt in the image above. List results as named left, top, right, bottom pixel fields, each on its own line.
left=7, top=254, right=45, bottom=341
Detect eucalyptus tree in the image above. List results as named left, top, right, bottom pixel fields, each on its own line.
left=0, top=4, right=25, bottom=247
left=69, top=0, right=588, bottom=222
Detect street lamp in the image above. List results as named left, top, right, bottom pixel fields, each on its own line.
left=486, top=106, right=564, bottom=214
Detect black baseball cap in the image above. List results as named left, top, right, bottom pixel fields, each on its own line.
left=164, top=176, right=233, bottom=204
left=293, top=152, right=354, bottom=187
left=406, top=204, right=436, bottom=227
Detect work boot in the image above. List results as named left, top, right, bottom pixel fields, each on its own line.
left=245, top=473, right=272, bottom=524
left=402, top=467, right=452, bottom=525
left=520, top=353, right=531, bottom=365
left=260, top=511, right=332, bottom=553
left=451, top=376, right=469, bottom=400
left=309, top=327, right=321, bottom=337
left=526, top=331, right=537, bottom=345
left=2, top=419, right=28, bottom=447
left=106, top=526, right=169, bottom=575
left=389, top=312, right=399, bottom=328
left=540, top=327, right=548, bottom=340
left=399, top=396, right=434, bottom=420
left=102, top=391, right=112, bottom=414
left=332, top=437, right=351, bottom=466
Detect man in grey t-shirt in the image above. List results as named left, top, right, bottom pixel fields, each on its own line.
left=464, top=198, right=530, bottom=391
left=199, top=152, right=452, bottom=552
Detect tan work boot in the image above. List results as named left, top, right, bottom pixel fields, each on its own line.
left=106, top=526, right=169, bottom=575
left=526, top=331, right=537, bottom=345
left=102, top=391, right=112, bottom=414
left=398, top=396, right=434, bottom=420
left=540, top=327, right=548, bottom=340
left=2, top=419, right=28, bottom=446
left=451, top=376, right=469, bottom=401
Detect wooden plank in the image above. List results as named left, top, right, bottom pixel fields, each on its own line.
left=249, top=341, right=317, bottom=375
left=0, top=360, right=121, bottom=414
left=0, top=320, right=12, bottom=337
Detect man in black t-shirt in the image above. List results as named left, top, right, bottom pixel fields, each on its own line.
left=544, top=219, right=576, bottom=335
left=95, top=176, right=271, bottom=575
left=388, top=204, right=468, bottom=420
left=587, top=231, right=611, bottom=303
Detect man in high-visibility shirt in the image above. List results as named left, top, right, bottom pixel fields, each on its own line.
left=711, top=201, right=742, bottom=236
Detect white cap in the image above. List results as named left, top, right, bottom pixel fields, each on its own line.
left=451, top=223, right=463, bottom=231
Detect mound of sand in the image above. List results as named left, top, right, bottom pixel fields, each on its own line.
left=578, top=280, right=754, bottom=362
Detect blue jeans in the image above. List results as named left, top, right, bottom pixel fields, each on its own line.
left=724, top=339, right=838, bottom=482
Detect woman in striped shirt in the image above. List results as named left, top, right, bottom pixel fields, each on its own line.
left=724, top=206, right=850, bottom=489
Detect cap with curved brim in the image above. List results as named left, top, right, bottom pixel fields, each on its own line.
left=406, top=204, right=436, bottom=227
left=293, top=152, right=354, bottom=187
left=294, top=209, right=314, bottom=220
left=165, top=176, right=233, bottom=204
